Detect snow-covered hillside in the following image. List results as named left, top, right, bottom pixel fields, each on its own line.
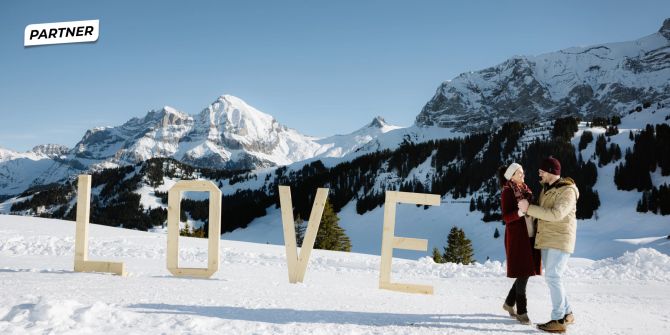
left=1, top=215, right=669, bottom=334
left=226, top=101, right=670, bottom=261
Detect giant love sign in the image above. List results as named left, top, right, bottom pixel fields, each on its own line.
left=74, top=175, right=440, bottom=294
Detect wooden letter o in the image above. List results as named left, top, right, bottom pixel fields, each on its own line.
left=167, top=180, right=222, bottom=278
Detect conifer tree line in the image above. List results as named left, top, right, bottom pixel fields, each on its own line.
left=593, top=134, right=622, bottom=166
left=615, top=124, right=670, bottom=192
left=612, top=123, right=670, bottom=215
left=514, top=117, right=601, bottom=219
left=588, top=115, right=621, bottom=128
left=636, top=184, right=670, bottom=215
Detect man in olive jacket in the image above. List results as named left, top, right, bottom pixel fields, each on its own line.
left=518, top=156, right=578, bottom=333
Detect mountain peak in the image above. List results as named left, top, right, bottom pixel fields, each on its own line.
left=217, top=94, right=243, bottom=103
left=368, top=116, right=388, bottom=128
left=660, top=18, right=670, bottom=39
left=205, top=94, right=276, bottom=133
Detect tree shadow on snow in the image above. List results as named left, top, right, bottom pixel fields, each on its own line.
left=128, top=303, right=537, bottom=333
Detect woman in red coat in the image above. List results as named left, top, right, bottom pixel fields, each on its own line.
left=498, top=163, right=542, bottom=325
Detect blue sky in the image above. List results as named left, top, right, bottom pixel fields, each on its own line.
left=1, top=0, right=669, bottom=151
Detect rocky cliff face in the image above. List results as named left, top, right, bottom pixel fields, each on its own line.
left=416, top=19, right=670, bottom=132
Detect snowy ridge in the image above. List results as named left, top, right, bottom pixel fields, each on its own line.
left=313, top=117, right=402, bottom=158
left=0, top=95, right=402, bottom=196
left=416, top=18, right=670, bottom=132
left=1, top=215, right=670, bottom=334
left=0, top=146, right=77, bottom=196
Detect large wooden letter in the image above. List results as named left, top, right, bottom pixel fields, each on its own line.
left=278, top=186, right=328, bottom=283
left=74, top=175, right=126, bottom=276
left=379, top=191, right=440, bottom=294
left=167, top=180, right=222, bottom=278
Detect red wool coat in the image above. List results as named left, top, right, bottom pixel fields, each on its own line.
left=501, top=185, right=542, bottom=278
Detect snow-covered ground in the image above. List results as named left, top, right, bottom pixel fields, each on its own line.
left=1, top=215, right=669, bottom=334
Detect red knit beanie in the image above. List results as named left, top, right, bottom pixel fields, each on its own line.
left=540, top=156, right=561, bottom=175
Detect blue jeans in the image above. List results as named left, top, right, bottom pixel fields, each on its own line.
left=541, top=248, right=572, bottom=320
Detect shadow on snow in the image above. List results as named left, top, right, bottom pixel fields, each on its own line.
left=129, top=303, right=536, bottom=333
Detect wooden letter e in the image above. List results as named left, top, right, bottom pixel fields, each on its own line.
left=379, top=191, right=440, bottom=294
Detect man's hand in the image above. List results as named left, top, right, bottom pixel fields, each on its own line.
left=518, top=199, right=529, bottom=213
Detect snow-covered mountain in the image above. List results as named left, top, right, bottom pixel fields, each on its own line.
left=416, top=18, right=670, bottom=132
left=0, top=95, right=401, bottom=197
left=0, top=145, right=78, bottom=197
left=313, top=117, right=401, bottom=158
left=72, top=95, right=323, bottom=170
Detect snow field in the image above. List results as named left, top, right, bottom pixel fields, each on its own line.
left=1, top=215, right=670, bottom=334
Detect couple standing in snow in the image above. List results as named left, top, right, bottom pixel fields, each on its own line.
left=498, top=156, right=578, bottom=333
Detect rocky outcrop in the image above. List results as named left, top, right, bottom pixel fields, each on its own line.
left=416, top=18, right=670, bottom=132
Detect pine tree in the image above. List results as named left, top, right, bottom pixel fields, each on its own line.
left=314, top=200, right=351, bottom=251
left=443, top=227, right=474, bottom=264
left=660, top=184, right=670, bottom=215
left=294, top=215, right=306, bottom=247
left=595, top=135, right=611, bottom=166
left=578, top=131, right=593, bottom=151
left=180, top=222, right=192, bottom=236
left=493, top=227, right=500, bottom=239
left=432, top=247, right=443, bottom=263
left=637, top=191, right=650, bottom=213
left=179, top=222, right=206, bottom=238
left=469, top=198, right=476, bottom=212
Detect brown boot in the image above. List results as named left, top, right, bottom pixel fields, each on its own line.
left=537, top=319, right=566, bottom=333
left=502, top=303, right=516, bottom=317
left=516, top=313, right=531, bottom=325
left=562, top=312, right=574, bottom=324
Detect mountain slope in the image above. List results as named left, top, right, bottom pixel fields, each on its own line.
left=226, top=102, right=670, bottom=261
